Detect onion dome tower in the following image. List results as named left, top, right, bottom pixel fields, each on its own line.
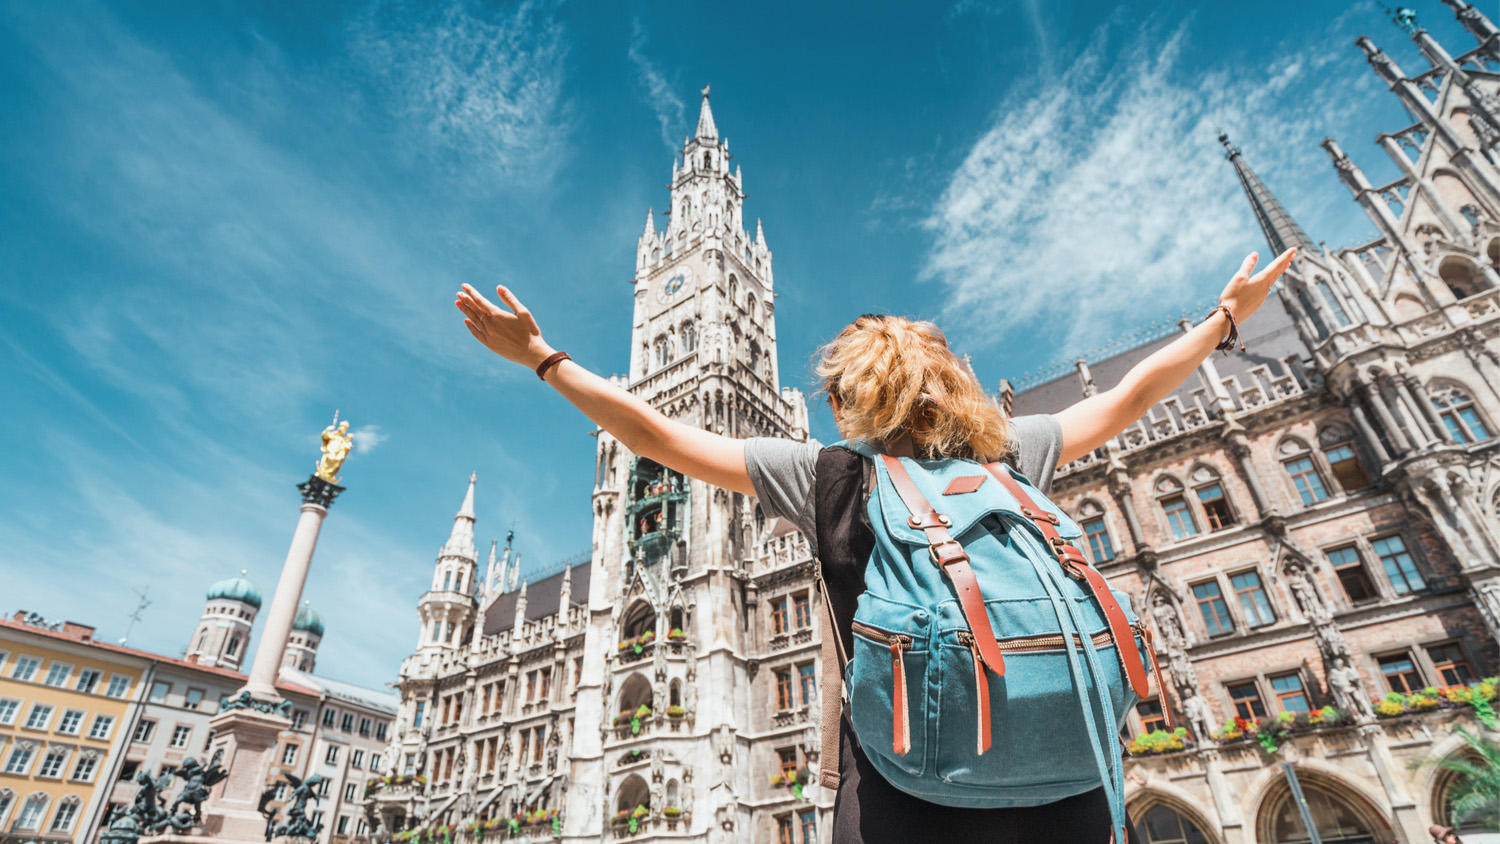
left=186, top=571, right=262, bottom=670
left=283, top=601, right=325, bottom=673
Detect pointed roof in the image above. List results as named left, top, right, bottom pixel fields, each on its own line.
left=1220, top=134, right=1315, bottom=256
left=695, top=85, right=718, bottom=141
left=441, top=472, right=478, bottom=560
left=643, top=208, right=655, bottom=237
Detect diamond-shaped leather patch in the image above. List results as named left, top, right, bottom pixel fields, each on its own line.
left=942, top=475, right=988, bottom=495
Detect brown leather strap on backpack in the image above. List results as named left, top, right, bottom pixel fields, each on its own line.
left=983, top=463, right=1152, bottom=700
left=878, top=455, right=1007, bottom=677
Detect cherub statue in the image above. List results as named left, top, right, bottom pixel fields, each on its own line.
left=315, top=413, right=354, bottom=483
left=170, top=756, right=228, bottom=824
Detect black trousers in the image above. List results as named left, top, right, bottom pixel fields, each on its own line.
left=831, top=714, right=1136, bottom=844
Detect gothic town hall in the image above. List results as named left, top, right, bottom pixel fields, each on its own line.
left=369, top=5, right=1500, bottom=843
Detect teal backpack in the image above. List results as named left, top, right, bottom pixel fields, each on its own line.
left=830, top=442, right=1169, bottom=840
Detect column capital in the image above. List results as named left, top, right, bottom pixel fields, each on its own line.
left=298, top=475, right=345, bottom=507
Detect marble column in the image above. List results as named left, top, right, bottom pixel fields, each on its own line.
left=245, top=478, right=342, bottom=698
left=1348, top=401, right=1392, bottom=464
left=1405, top=375, right=1451, bottom=443
left=1392, top=378, right=1440, bottom=448
left=1361, top=379, right=1412, bottom=455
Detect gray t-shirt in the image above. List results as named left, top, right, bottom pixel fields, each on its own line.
left=744, top=414, right=1064, bottom=552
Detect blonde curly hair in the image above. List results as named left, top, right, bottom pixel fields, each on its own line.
left=815, top=314, right=1012, bottom=461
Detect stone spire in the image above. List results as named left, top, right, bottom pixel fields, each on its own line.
left=695, top=85, right=718, bottom=141
left=507, top=552, right=522, bottom=592
left=512, top=580, right=529, bottom=637
left=557, top=563, right=573, bottom=636
left=442, top=472, right=478, bottom=561
left=1439, top=0, right=1500, bottom=53
left=643, top=208, right=655, bottom=237
left=755, top=218, right=766, bottom=247
left=484, top=539, right=498, bottom=599
left=1220, top=134, right=1315, bottom=256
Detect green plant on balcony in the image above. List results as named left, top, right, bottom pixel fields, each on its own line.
left=662, top=806, right=683, bottom=818
left=666, top=705, right=686, bottom=719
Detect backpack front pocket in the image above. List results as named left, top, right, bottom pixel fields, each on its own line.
left=933, top=631, right=1130, bottom=788
left=849, top=620, right=929, bottom=776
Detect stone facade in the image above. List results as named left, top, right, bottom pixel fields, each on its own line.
left=1007, top=4, right=1500, bottom=842
left=373, top=6, right=1500, bottom=844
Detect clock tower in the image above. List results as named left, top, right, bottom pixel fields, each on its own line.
left=566, top=86, right=818, bottom=841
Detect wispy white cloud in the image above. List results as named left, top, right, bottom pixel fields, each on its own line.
left=352, top=424, right=389, bottom=454
left=922, top=14, right=1377, bottom=355
left=349, top=0, right=570, bottom=185
left=628, top=18, right=686, bottom=152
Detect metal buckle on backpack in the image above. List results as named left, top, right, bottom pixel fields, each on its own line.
left=1050, top=537, right=1088, bottom=580
left=928, top=540, right=969, bottom=567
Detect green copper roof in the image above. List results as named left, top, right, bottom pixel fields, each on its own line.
left=293, top=605, right=325, bottom=637
left=206, top=575, right=262, bottom=609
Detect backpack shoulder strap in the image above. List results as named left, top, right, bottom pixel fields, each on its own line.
left=877, top=454, right=1008, bottom=678
left=982, top=462, right=1152, bottom=700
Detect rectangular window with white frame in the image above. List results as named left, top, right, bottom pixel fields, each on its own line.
left=76, top=669, right=102, bottom=694
left=49, top=799, right=79, bottom=833
left=4, top=745, right=36, bottom=775
left=325, top=745, right=340, bottom=765
left=149, top=681, right=171, bottom=704
left=344, top=783, right=357, bottom=801
left=15, top=794, right=47, bottom=830
left=281, top=743, right=299, bottom=766
left=132, top=719, right=156, bottom=743
left=0, top=650, right=8, bottom=675
left=43, top=662, right=72, bottom=687
left=12, top=655, right=41, bottom=682
left=57, top=709, right=85, bottom=735
left=184, top=688, right=205, bottom=710
left=71, top=754, right=98, bottom=782
left=352, top=750, right=365, bottom=768
left=105, top=674, right=132, bottom=698
left=24, top=703, right=55, bottom=731
left=37, top=747, right=69, bottom=778
left=170, top=725, right=192, bottom=749
left=88, top=714, right=116, bottom=740
left=0, top=697, right=20, bottom=726
left=337, top=815, right=351, bottom=835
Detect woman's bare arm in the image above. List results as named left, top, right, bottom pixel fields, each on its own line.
left=1052, top=248, right=1297, bottom=466
left=455, top=283, right=756, bottom=495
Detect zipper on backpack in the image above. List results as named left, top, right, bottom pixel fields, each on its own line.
left=957, top=629, right=1116, bottom=653
left=850, top=621, right=913, bottom=756
left=850, top=621, right=912, bottom=650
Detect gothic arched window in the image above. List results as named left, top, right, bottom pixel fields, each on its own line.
left=226, top=635, right=240, bottom=657
left=1295, top=285, right=1329, bottom=339
left=1154, top=475, right=1198, bottom=541
left=1461, top=204, right=1483, bottom=228
left=1278, top=437, right=1330, bottom=506
left=679, top=199, right=692, bottom=224
left=728, top=275, right=738, bottom=307
left=746, top=293, right=759, bottom=323
left=681, top=323, right=697, bottom=353
left=1315, top=279, right=1352, bottom=327
left=1431, top=384, right=1492, bottom=443
left=702, top=152, right=711, bottom=170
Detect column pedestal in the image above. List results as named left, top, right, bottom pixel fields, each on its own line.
left=201, top=707, right=293, bottom=842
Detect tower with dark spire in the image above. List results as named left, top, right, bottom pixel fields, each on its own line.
left=1219, top=134, right=1315, bottom=256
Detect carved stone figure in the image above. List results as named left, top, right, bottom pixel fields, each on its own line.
left=1150, top=593, right=1188, bottom=651
left=1284, top=560, right=1331, bottom=625
left=316, top=414, right=354, bottom=483
left=1181, top=692, right=1214, bottom=741
left=1328, top=657, right=1373, bottom=720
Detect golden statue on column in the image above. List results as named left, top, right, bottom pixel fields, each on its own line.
left=315, top=411, right=354, bottom=484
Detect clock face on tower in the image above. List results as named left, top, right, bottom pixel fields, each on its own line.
left=657, top=268, right=690, bottom=303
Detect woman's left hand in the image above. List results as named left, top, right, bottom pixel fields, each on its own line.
left=1217, top=247, right=1298, bottom=323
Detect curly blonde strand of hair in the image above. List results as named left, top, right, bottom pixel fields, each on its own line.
left=815, top=315, right=1012, bottom=461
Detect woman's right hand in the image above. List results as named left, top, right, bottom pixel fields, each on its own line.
left=455, top=283, right=556, bottom=369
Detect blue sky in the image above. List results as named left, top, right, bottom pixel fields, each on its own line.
left=0, top=0, right=1486, bottom=688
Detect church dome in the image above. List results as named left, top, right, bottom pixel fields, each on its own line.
left=293, top=605, right=325, bottom=637
left=206, top=574, right=262, bottom=609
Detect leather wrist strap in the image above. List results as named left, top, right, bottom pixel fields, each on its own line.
left=535, top=351, right=570, bottom=381
left=1208, top=305, right=1243, bottom=353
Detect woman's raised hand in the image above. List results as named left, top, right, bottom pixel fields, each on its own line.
left=455, top=283, right=555, bottom=369
left=1217, top=247, right=1297, bottom=324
